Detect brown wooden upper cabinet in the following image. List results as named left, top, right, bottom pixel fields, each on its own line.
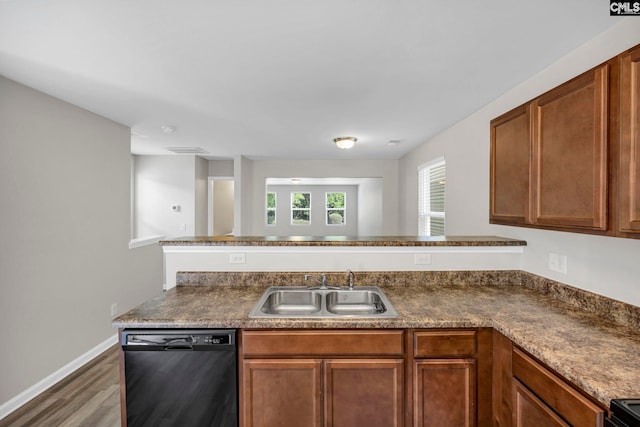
left=491, top=42, right=640, bottom=239
left=618, top=44, right=640, bottom=236
left=531, top=64, right=608, bottom=230
left=490, top=104, right=532, bottom=226
left=491, top=64, right=609, bottom=232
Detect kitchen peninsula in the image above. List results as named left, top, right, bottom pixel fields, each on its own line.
left=115, top=236, right=640, bottom=426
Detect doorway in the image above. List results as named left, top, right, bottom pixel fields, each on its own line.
left=208, top=177, right=235, bottom=236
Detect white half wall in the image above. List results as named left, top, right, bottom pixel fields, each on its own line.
left=398, top=18, right=640, bottom=307
left=162, top=245, right=523, bottom=289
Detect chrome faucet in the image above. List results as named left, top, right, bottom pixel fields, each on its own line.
left=347, top=270, right=355, bottom=290
left=304, top=274, right=329, bottom=289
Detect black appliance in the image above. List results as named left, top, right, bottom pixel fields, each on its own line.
left=606, top=399, right=640, bottom=427
left=121, top=329, right=237, bottom=427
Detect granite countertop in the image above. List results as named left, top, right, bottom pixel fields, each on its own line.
left=113, top=281, right=640, bottom=408
left=159, top=235, right=527, bottom=247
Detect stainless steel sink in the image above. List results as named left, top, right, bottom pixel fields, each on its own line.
left=256, top=289, right=322, bottom=315
left=325, top=290, right=388, bottom=315
left=249, top=286, right=398, bottom=318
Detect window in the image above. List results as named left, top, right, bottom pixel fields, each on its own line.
left=291, top=192, right=311, bottom=224
left=326, top=192, right=346, bottom=225
left=266, top=192, right=276, bottom=225
left=418, top=158, right=446, bottom=236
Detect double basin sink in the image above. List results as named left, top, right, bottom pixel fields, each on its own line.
left=249, top=286, right=398, bottom=319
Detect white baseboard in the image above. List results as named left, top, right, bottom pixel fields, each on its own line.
left=0, top=333, right=118, bottom=421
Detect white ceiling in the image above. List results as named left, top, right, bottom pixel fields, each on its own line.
left=0, top=0, right=621, bottom=160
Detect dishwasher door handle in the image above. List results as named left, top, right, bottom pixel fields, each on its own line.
left=163, top=346, right=194, bottom=351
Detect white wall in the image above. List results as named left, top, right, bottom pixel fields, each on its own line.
left=235, top=155, right=253, bottom=236
left=358, top=178, right=383, bottom=235
left=209, top=159, right=234, bottom=177
left=195, top=156, right=208, bottom=235
left=399, top=18, right=640, bottom=307
left=0, top=76, right=163, bottom=407
left=265, top=185, right=358, bottom=236
left=245, top=159, right=399, bottom=235
left=133, top=155, right=202, bottom=238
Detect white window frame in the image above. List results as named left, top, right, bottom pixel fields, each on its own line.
left=266, top=192, right=276, bottom=226
left=291, top=191, right=311, bottom=225
left=325, top=191, right=346, bottom=226
left=418, top=157, right=446, bottom=236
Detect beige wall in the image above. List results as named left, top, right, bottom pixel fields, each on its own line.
left=0, top=76, right=163, bottom=406
left=213, top=180, right=235, bottom=235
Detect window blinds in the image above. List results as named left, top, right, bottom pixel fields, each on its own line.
left=418, top=160, right=446, bottom=236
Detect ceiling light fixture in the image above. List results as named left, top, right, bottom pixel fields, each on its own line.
left=333, top=136, right=357, bottom=150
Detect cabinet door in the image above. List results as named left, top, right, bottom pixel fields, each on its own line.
left=619, top=45, right=640, bottom=235
left=241, top=359, right=322, bottom=427
left=414, top=359, right=476, bottom=427
left=324, top=359, right=403, bottom=427
left=490, top=104, right=532, bottom=225
left=512, top=379, right=569, bottom=427
left=531, top=64, right=609, bottom=230
left=512, top=348, right=605, bottom=427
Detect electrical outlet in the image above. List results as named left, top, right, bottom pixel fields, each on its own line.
left=229, top=253, right=246, bottom=264
left=557, top=254, right=568, bottom=274
left=548, top=253, right=568, bottom=274
left=179, top=223, right=186, bottom=231
left=414, top=253, right=432, bottom=265
left=110, top=303, right=118, bottom=317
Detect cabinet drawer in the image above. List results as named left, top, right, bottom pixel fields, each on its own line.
left=414, top=330, right=476, bottom=357
left=512, top=347, right=605, bottom=426
left=242, top=330, right=404, bottom=357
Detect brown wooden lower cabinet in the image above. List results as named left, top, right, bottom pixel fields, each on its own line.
left=240, top=330, right=405, bottom=427
left=512, top=347, right=606, bottom=427
left=239, top=329, right=606, bottom=427
left=410, top=329, right=493, bottom=427
left=242, top=359, right=323, bottom=427
left=324, top=359, right=404, bottom=427
left=512, top=379, right=569, bottom=427
left=414, top=359, right=476, bottom=427
left=492, top=330, right=514, bottom=427
left=241, top=358, right=403, bottom=427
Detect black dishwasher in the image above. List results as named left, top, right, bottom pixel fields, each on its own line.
left=121, top=329, right=237, bottom=427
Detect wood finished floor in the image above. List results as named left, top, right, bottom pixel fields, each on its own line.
left=0, top=346, right=121, bottom=427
